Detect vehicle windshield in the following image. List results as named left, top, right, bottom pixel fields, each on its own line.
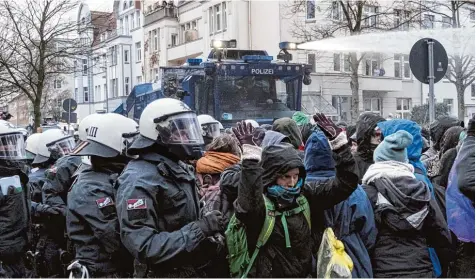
left=214, top=76, right=299, bottom=120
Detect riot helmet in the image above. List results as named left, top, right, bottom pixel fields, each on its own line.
left=33, top=129, right=75, bottom=164
left=128, top=98, right=204, bottom=160
left=78, top=113, right=103, bottom=142
left=0, top=123, right=26, bottom=160
left=25, top=133, right=41, bottom=160
left=197, top=114, right=221, bottom=145
left=71, top=113, right=138, bottom=158
left=245, top=119, right=259, bottom=128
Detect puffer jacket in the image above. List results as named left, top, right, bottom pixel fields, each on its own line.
left=235, top=134, right=357, bottom=278
left=305, top=131, right=376, bottom=278
left=362, top=162, right=452, bottom=278
left=353, top=113, right=385, bottom=182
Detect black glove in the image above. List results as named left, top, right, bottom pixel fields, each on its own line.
left=195, top=210, right=224, bottom=237
left=232, top=121, right=264, bottom=146
left=313, top=113, right=343, bottom=140
left=35, top=203, right=63, bottom=217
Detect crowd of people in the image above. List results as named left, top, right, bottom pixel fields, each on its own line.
left=0, top=97, right=474, bottom=278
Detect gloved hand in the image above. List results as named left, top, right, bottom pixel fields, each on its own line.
left=313, top=113, right=343, bottom=140
left=195, top=210, right=224, bottom=237
left=35, top=203, right=64, bottom=217
left=232, top=121, right=264, bottom=146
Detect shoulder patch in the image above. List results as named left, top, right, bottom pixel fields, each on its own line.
left=96, top=197, right=114, bottom=208
left=127, top=198, right=147, bottom=210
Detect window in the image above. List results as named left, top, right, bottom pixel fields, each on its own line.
left=95, top=85, right=101, bottom=101
left=75, top=88, right=78, bottom=100
left=306, top=0, right=316, bottom=20
left=120, top=19, right=124, bottom=33
left=192, top=20, right=197, bottom=30
left=153, top=29, right=158, bottom=51
left=125, top=77, right=130, bottom=95
left=136, top=42, right=141, bottom=62
left=396, top=98, right=411, bottom=119
left=82, top=59, right=88, bottom=75
left=137, top=76, right=142, bottom=84
left=403, top=54, right=410, bottom=78
left=364, top=5, right=378, bottom=27
left=111, top=78, right=118, bottom=97
left=171, top=34, right=178, bottom=46
left=131, top=13, right=135, bottom=29
left=394, top=54, right=401, bottom=78
left=84, top=87, right=89, bottom=102
left=331, top=1, right=341, bottom=20
left=154, top=68, right=159, bottom=82
left=364, top=98, right=381, bottom=114
left=442, top=16, right=452, bottom=28
left=123, top=1, right=127, bottom=10
left=364, top=53, right=382, bottom=76
left=472, top=84, right=475, bottom=98
left=394, top=9, right=410, bottom=30
left=443, top=98, right=454, bottom=114
left=104, top=83, right=108, bottom=99
left=109, top=46, right=117, bottom=65
left=124, top=50, right=129, bottom=63
left=423, top=14, right=435, bottom=29
left=129, top=1, right=133, bottom=7
left=308, top=53, right=316, bottom=72
left=332, top=96, right=351, bottom=121
left=54, top=80, right=62, bottom=89
left=125, top=16, right=129, bottom=35
left=136, top=11, right=140, bottom=27
left=209, top=2, right=227, bottom=33
left=333, top=54, right=341, bottom=71
left=343, top=54, right=350, bottom=72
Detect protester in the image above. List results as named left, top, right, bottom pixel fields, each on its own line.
left=304, top=129, right=376, bottom=278
left=197, top=114, right=222, bottom=146
left=260, top=130, right=290, bottom=148
left=115, top=98, right=223, bottom=277
left=362, top=130, right=452, bottom=278
left=228, top=113, right=357, bottom=278
left=272, top=117, right=303, bottom=150
left=457, top=117, right=475, bottom=203
left=66, top=114, right=138, bottom=278
left=353, top=112, right=385, bottom=182
left=422, top=116, right=463, bottom=164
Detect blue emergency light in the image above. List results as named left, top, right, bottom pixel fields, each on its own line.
left=243, top=55, right=273, bottom=63
left=187, top=58, right=202, bottom=66
left=279, top=42, right=298, bottom=50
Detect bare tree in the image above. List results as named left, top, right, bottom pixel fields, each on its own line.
left=285, top=0, right=421, bottom=122
left=0, top=0, right=96, bottom=129
left=412, top=0, right=475, bottom=121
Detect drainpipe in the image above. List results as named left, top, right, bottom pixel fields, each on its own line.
left=248, top=0, right=252, bottom=49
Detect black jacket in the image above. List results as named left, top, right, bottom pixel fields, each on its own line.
left=235, top=142, right=357, bottom=278
left=0, top=166, right=30, bottom=259
left=67, top=165, right=133, bottom=277
left=28, top=168, right=47, bottom=203
left=363, top=169, right=452, bottom=277
left=115, top=152, right=214, bottom=277
left=457, top=136, right=475, bottom=203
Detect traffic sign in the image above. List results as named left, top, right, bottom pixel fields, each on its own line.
left=62, top=98, right=77, bottom=112
left=409, top=38, right=448, bottom=84
left=61, top=112, right=77, bottom=123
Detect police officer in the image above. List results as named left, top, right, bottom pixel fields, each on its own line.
left=66, top=113, right=138, bottom=278
left=116, top=98, right=225, bottom=278
left=0, top=123, right=30, bottom=278
left=197, top=114, right=222, bottom=146
left=24, top=133, right=41, bottom=174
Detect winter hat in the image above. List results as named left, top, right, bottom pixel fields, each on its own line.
left=292, top=111, right=310, bottom=126
left=374, top=130, right=413, bottom=163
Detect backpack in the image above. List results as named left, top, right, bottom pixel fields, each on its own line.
left=225, top=194, right=311, bottom=278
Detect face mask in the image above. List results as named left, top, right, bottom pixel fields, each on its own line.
left=267, top=178, right=303, bottom=205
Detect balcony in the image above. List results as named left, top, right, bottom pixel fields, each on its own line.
left=167, top=38, right=203, bottom=62
left=360, top=75, right=403, bottom=92
left=144, top=7, right=177, bottom=27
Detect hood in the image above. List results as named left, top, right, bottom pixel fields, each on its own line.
left=430, top=116, right=464, bottom=150
left=261, top=143, right=305, bottom=188
left=272, top=117, right=303, bottom=149
left=372, top=174, right=431, bottom=231
left=304, top=131, right=335, bottom=177
left=261, top=130, right=289, bottom=148
left=292, top=111, right=310, bottom=126
left=377, top=119, right=425, bottom=172
left=439, top=126, right=464, bottom=157
left=355, top=113, right=385, bottom=144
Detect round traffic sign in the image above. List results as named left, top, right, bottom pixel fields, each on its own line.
left=409, top=38, right=448, bottom=84
left=63, top=98, right=77, bottom=112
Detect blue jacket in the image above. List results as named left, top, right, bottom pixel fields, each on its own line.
left=377, top=119, right=444, bottom=277
left=305, top=131, right=376, bottom=278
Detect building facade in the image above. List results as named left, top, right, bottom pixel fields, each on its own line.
left=73, top=0, right=475, bottom=124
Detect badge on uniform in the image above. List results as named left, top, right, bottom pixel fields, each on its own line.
left=126, top=198, right=147, bottom=221
left=96, top=197, right=114, bottom=208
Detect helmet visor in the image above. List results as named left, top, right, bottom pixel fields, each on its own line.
left=0, top=133, right=26, bottom=160
left=48, top=136, right=76, bottom=157
left=158, top=112, right=204, bottom=145
left=202, top=123, right=221, bottom=138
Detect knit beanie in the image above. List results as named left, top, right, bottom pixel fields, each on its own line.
left=292, top=111, right=310, bottom=126
left=374, top=130, right=413, bottom=163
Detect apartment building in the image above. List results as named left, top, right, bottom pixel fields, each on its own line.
left=73, top=0, right=474, bottom=124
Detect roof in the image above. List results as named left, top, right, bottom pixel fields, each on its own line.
left=90, top=11, right=116, bottom=46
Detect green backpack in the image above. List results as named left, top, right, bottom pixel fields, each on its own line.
left=225, top=194, right=311, bottom=278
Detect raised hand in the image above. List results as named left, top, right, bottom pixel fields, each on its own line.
left=313, top=113, right=343, bottom=140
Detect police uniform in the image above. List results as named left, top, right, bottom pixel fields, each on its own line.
left=0, top=166, right=30, bottom=278
left=29, top=168, right=46, bottom=203
left=116, top=153, right=208, bottom=277
left=67, top=166, right=133, bottom=277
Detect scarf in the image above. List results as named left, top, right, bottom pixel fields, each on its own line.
left=196, top=151, right=240, bottom=174
left=362, top=161, right=415, bottom=185
left=266, top=179, right=303, bottom=205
